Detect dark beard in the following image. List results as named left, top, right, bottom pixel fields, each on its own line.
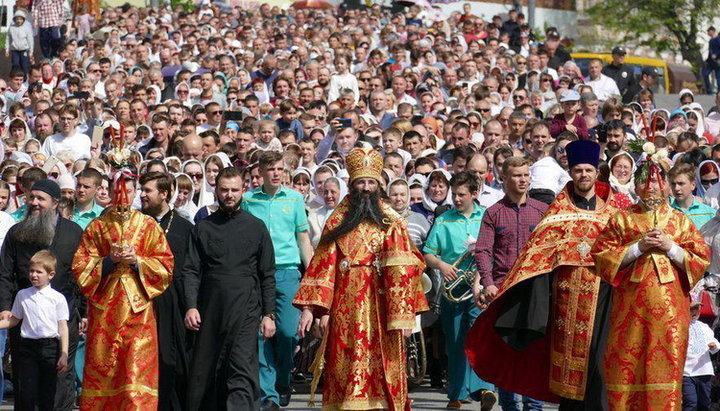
left=320, top=188, right=389, bottom=246
left=14, top=208, right=57, bottom=246
left=219, top=198, right=242, bottom=215
left=606, top=142, right=621, bottom=152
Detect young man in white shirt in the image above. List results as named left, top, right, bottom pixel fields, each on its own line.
left=41, top=104, right=91, bottom=161
left=0, top=250, right=69, bottom=411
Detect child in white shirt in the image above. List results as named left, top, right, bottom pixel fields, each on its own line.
left=0, top=250, right=69, bottom=411
left=529, top=142, right=571, bottom=204
left=682, top=301, right=720, bottom=410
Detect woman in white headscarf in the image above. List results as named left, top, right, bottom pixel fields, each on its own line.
left=697, top=159, right=720, bottom=200
left=410, top=169, right=453, bottom=224
left=174, top=81, right=193, bottom=107
left=307, top=176, right=347, bottom=247
left=147, top=84, right=162, bottom=106
left=171, top=172, right=199, bottom=221
left=191, top=153, right=233, bottom=221
left=608, top=151, right=637, bottom=203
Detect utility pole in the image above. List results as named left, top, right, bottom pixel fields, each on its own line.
left=528, top=0, right=536, bottom=32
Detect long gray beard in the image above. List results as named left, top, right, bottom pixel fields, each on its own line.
left=14, top=208, right=57, bottom=246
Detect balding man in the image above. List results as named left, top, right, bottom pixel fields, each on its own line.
left=369, top=91, right=396, bottom=128
left=181, top=134, right=204, bottom=161
left=467, top=153, right=504, bottom=207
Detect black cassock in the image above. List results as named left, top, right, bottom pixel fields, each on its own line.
left=153, top=209, right=193, bottom=411
left=183, top=208, right=275, bottom=411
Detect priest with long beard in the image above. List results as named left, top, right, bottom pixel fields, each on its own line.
left=0, top=179, right=83, bottom=410
left=294, top=147, right=428, bottom=410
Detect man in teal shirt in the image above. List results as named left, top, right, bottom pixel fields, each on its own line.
left=242, top=151, right=313, bottom=410
left=72, top=169, right=105, bottom=230
left=669, top=164, right=715, bottom=229
left=423, top=172, right=495, bottom=409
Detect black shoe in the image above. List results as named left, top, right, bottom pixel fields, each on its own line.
left=260, top=399, right=280, bottom=411
left=277, top=386, right=292, bottom=407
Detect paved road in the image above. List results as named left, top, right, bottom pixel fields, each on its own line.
left=0, top=383, right=562, bottom=410
left=284, top=382, right=561, bottom=410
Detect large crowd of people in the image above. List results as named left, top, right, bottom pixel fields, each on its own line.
left=2, top=0, right=720, bottom=410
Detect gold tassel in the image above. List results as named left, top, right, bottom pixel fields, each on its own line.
left=308, top=333, right=328, bottom=408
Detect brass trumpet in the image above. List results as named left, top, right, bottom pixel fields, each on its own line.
left=441, top=250, right=478, bottom=303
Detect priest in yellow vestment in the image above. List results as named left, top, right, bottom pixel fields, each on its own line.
left=592, top=156, right=710, bottom=410
left=73, top=170, right=173, bottom=410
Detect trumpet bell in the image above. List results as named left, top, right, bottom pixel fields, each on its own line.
left=440, top=250, right=478, bottom=304
left=421, top=273, right=433, bottom=294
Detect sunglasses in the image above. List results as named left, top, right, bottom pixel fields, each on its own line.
left=556, top=146, right=566, bottom=154
left=512, top=95, right=525, bottom=100
left=187, top=173, right=203, bottom=180
left=479, top=108, right=490, bottom=113
left=524, top=138, right=532, bottom=145
left=702, top=178, right=719, bottom=186
left=541, top=78, right=552, bottom=82
left=209, top=110, right=223, bottom=115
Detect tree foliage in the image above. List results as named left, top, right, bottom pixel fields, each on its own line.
left=587, top=0, right=720, bottom=77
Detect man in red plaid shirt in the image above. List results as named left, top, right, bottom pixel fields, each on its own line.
left=32, top=0, right=64, bottom=59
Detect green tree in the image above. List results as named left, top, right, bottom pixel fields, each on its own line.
left=587, top=0, right=720, bottom=81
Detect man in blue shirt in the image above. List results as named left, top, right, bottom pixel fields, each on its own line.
left=669, top=164, right=715, bottom=229
left=423, top=172, right=496, bottom=410
left=242, top=151, right=313, bottom=410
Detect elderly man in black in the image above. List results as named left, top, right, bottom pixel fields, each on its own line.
left=183, top=167, right=276, bottom=411
left=0, top=179, right=83, bottom=410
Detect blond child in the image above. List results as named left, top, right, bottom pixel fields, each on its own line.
left=253, top=119, right=283, bottom=152
left=0, top=250, right=69, bottom=411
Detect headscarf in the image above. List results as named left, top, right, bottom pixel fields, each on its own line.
left=387, top=178, right=411, bottom=218
left=202, top=152, right=232, bottom=197
left=422, top=169, right=453, bottom=212
left=182, top=159, right=214, bottom=207
left=696, top=159, right=720, bottom=198
left=147, top=84, right=162, bottom=105
left=292, top=167, right=313, bottom=201
left=171, top=172, right=199, bottom=221
left=174, top=81, right=192, bottom=107
left=608, top=151, right=637, bottom=202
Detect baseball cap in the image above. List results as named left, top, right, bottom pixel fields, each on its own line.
left=560, top=89, right=581, bottom=102
left=611, top=46, right=627, bottom=55
left=641, top=67, right=659, bottom=78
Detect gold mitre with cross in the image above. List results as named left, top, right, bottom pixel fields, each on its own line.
left=346, top=147, right=383, bottom=183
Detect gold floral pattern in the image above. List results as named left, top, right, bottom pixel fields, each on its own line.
left=293, top=199, right=428, bottom=410
left=592, top=203, right=710, bottom=410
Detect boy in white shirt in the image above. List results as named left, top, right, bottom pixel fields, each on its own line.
left=683, top=301, right=720, bottom=410
left=0, top=250, right=69, bottom=411
left=528, top=142, right=571, bottom=204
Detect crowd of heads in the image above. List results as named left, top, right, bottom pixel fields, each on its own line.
left=1, top=1, right=720, bottom=226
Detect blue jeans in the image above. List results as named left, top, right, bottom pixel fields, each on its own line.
left=0, top=329, right=5, bottom=404
left=38, top=26, right=62, bottom=59
left=683, top=375, right=711, bottom=411
left=10, top=51, right=30, bottom=76
left=259, top=268, right=301, bottom=403
left=498, top=388, right=543, bottom=411
left=703, top=63, right=720, bottom=94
